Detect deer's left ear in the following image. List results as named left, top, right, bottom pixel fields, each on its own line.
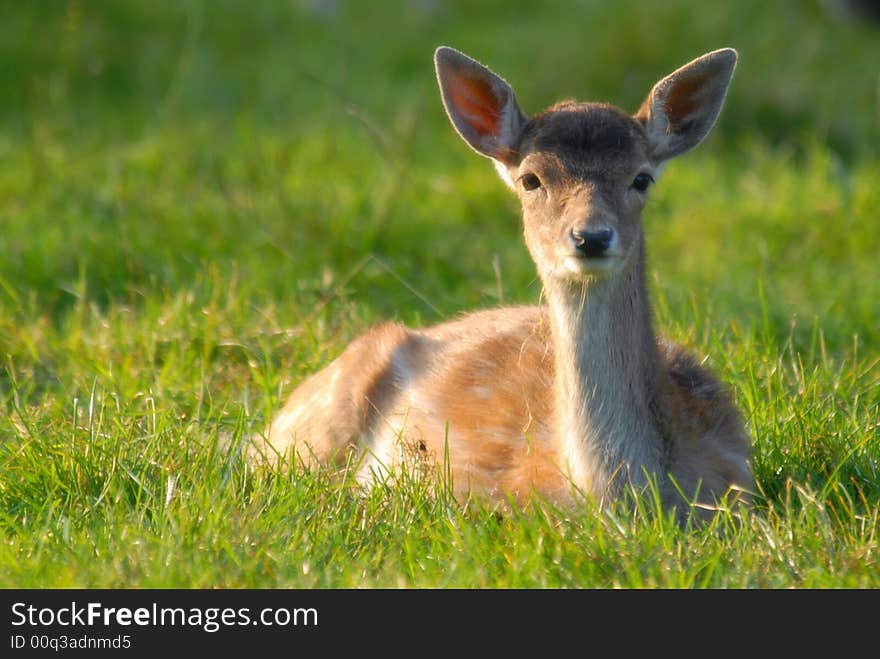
left=636, top=48, right=737, bottom=163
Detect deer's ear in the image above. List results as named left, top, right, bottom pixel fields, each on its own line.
left=636, top=48, right=737, bottom=162
left=435, top=47, right=527, bottom=166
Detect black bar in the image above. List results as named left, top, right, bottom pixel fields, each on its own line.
left=0, top=588, right=871, bottom=653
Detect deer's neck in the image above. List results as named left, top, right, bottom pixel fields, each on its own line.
left=546, top=240, right=668, bottom=500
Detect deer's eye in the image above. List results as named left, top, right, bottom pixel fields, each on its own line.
left=631, top=172, right=654, bottom=192
left=520, top=172, right=542, bottom=191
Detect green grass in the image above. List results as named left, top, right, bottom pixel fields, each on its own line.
left=1, top=0, right=879, bottom=588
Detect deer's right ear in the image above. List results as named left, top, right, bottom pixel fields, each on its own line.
left=434, top=47, right=526, bottom=167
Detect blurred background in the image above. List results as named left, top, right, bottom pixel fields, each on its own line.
left=2, top=0, right=878, bottom=356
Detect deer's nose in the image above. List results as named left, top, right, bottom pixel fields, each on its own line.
left=571, top=228, right=615, bottom=257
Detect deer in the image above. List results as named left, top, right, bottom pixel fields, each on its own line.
left=253, top=46, right=753, bottom=520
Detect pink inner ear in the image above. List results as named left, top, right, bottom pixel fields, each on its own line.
left=663, top=73, right=707, bottom=125
left=448, top=73, right=501, bottom=137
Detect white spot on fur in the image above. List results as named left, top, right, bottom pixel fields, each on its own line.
left=318, top=365, right=342, bottom=407
left=481, top=426, right=511, bottom=440
left=471, top=385, right=492, bottom=399
left=356, top=421, right=405, bottom=486
left=275, top=405, right=304, bottom=433
left=328, top=364, right=341, bottom=389
left=406, top=392, right=437, bottom=419
left=493, top=158, right=515, bottom=189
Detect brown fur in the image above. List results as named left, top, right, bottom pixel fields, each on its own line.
left=256, top=306, right=750, bottom=511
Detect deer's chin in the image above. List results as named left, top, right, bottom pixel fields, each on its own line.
left=556, top=253, right=622, bottom=280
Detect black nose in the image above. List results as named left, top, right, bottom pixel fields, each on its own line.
left=571, top=228, right=614, bottom=257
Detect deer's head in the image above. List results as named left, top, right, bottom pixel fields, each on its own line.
left=435, top=47, right=737, bottom=286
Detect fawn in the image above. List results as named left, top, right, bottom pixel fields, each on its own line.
left=255, top=46, right=753, bottom=518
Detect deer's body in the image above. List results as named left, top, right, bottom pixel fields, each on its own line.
left=256, top=47, right=753, bottom=516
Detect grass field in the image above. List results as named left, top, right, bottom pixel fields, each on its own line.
left=1, top=1, right=879, bottom=588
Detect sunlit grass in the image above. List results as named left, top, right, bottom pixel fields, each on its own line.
left=1, top=0, right=878, bottom=588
